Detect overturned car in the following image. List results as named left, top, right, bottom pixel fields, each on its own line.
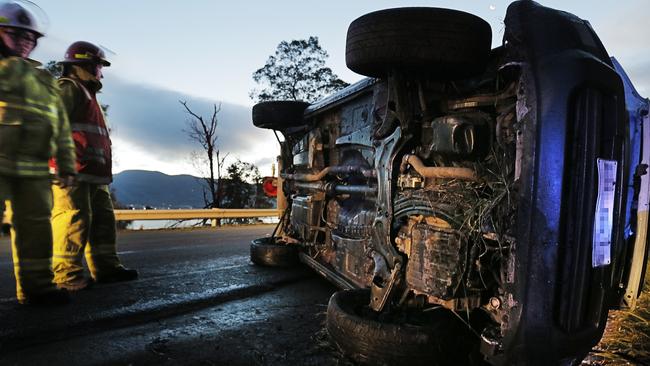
left=250, top=1, right=649, bottom=365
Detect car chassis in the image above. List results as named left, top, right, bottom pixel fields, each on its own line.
left=250, top=1, right=649, bottom=365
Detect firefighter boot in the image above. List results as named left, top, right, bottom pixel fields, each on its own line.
left=94, top=266, right=138, bottom=283
left=18, top=288, right=70, bottom=306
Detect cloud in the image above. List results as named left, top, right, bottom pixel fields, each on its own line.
left=98, top=76, right=279, bottom=176
left=594, top=2, right=649, bottom=60
left=625, top=61, right=650, bottom=97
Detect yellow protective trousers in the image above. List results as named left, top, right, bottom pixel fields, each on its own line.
left=51, top=183, right=122, bottom=282
left=0, top=176, right=57, bottom=302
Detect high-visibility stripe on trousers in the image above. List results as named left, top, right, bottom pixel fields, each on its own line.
left=51, top=183, right=122, bottom=282
left=0, top=176, right=57, bottom=302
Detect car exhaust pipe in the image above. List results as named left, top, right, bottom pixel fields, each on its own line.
left=281, top=165, right=376, bottom=182
left=294, top=182, right=377, bottom=195
left=400, top=154, right=477, bottom=181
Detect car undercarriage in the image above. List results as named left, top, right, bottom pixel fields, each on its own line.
left=249, top=1, right=650, bottom=365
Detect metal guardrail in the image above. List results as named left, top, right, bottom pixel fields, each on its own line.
left=114, top=208, right=280, bottom=221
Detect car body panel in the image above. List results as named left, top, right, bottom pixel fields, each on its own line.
left=612, top=57, right=650, bottom=310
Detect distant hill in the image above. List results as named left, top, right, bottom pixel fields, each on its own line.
left=112, top=170, right=206, bottom=208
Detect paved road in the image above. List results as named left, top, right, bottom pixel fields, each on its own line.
left=0, top=226, right=343, bottom=365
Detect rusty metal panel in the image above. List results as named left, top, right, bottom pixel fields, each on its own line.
left=332, top=234, right=372, bottom=288
left=401, top=221, right=467, bottom=300
left=289, top=195, right=323, bottom=240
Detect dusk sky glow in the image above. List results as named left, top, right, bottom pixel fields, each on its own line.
left=19, top=0, right=650, bottom=177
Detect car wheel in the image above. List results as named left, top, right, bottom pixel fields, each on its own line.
left=250, top=237, right=299, bottom=267
left=326, top=289, right=478, bottom=366
left=345, top=7, right=492, bottom=79
left=251, top=100, right=310, bottom=130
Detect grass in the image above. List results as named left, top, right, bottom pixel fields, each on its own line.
left=587, top=260, right=650, bottom=365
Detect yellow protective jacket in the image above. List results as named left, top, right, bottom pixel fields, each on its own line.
left=0, top=56, right=76, bottom=178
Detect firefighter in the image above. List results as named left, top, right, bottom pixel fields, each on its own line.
left=51, top=41, right=138, bottom=291
left=0, top=1, right=76, bottom=305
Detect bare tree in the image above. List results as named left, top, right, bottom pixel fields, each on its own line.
left=180, top=101, right=227, bottom=210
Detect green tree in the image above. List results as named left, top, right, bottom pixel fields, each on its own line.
left=250, top=36, right=349, bottom=103
left=222, top=160, right=260, bottom=209
left=222, top=160, right=273, bottom=224
left=44, top=60, right=62, bottom=78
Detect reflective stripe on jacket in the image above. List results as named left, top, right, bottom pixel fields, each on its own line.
left=0, top=56, right=76, bottom=178
left=50, top=66, right=112, bottom=184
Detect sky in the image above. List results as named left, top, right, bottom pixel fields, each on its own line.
left=20, top=0, right=650, bottom=178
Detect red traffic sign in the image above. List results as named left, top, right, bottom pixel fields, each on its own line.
left=262, top=177, right=278, bottom=197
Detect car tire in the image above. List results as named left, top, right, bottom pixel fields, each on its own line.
left=251, top=101, right=310, bottom=130
left=345, top=7, right=492, bottom=79
left=250, top=237, right=299, bottom=267
left=326, top=289, right=477, bottom=366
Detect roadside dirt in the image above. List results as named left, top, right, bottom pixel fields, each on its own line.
left=587, top=260, right=650, bottom=365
